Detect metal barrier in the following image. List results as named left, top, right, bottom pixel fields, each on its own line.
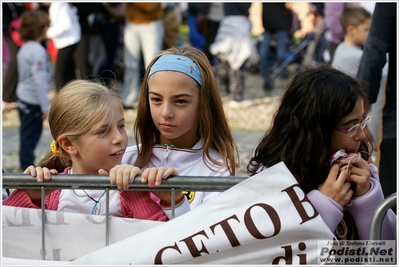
left=2, top=174, right=396, bottom=262
left=369, top=193, right=397, bottom=241
left=2, top=173, right=247, bottom=260
left=367, top=193, right=397, bottom=265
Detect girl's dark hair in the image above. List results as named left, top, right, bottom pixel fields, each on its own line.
left=247, top=65, right=370, bottom=193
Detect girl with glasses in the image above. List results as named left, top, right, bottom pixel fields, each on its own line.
left=247, top=65, right=396, bottom=241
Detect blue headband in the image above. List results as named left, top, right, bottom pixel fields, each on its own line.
left=148, top=55, right=202, bottom=85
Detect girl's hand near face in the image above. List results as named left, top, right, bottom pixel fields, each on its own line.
left=318, top=164, right=353, bottom=208
left=23, top=165, right=59, bottom=199
left=141, top=167, right=183, bottom=205
left=347, top=157, right=371, bottom=197
left=104, top=164, right=142, bottom=190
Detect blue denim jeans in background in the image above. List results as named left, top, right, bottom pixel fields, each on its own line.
left=259, top=30, right=288, bottom=77
left=17, top=99, right=43, bottom=170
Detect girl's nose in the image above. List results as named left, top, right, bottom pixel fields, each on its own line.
left=112, top=128, right=126, bottom=144
left=161, top=104, right=173, bottom=119
left=354, top=126, right=367, bottom=141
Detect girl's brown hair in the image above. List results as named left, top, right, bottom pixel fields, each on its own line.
left=134, top=46, right=239, bottom=175
left=38, top=80, right=123, bottom=172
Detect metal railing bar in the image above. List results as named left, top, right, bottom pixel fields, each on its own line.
left=105, top=188, right=110, bottom=246
left=41, top=186, right=46, bottom=260
left=2, top=174, right=247, bottom=191
left=367, top=193, right=396, bottom=265
left=171, top=188, right=175, bottom=218
left=369, top=193, right=397, bottom=241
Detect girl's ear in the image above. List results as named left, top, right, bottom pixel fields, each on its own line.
left=57, top=135, right=78, bottom=155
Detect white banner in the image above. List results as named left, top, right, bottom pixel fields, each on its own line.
left=2, top=206, right=162, bottom=262
left=2, top=162, right=335, bottom=265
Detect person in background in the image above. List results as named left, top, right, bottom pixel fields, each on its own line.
left=196, top=3, right=224, bottom=66
left=105, top=46, right=240, bottom=219
left=331, top=5, right=371, bottom=78
left=44, top=2, right=81, bottom=91
left=323, top=2, right=359, bottom=63
left=247, top=65, right=396, bottom=241
left=119, top=3, right=164, bottom=109
left=2, top=3, right=26, bottom=108
left=187, top=3, right=206, bottom=52
left=16, top=9, right=51, bottom=171
left=357, top=3, right=397, bottom=209
left=259, top=3, right=293, bottom=90
left=210, top=2, right=254, bottom=109
left=71, top=3, right=96, bottom=80
left=161, top=2, right=185, bottom=50
left=90, top=3, right=126, bottom=87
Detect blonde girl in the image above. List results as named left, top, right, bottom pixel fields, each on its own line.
left=4, top=80, right=167, bottom=221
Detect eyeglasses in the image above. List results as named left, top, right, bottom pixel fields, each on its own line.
left=335, top=115, right=370, bottom=137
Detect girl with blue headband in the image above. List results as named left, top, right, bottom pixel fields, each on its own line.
left=108, top=46, right=240, bottom=219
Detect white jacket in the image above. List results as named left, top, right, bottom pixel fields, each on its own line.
left=46, top=2, right=81, bottom=49
left=122, top=139, right=231, bottom=219
left=210, top=15, right=253, bottom=70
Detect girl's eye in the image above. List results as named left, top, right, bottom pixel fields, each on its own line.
left=119, top=123, right=125, bottom=129
left=150, top=97, right=161, bottom=103
left=176, top=99, right=187, bottom=104
left=97, top=129, right=107, bottom=135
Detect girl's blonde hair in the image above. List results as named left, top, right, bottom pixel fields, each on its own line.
left=134, top=46, right=239, bottom=175
left=38, top=80, right=123, bottom=172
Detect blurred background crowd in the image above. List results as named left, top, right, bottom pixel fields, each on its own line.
left=4, top=2, right=377, bottom=110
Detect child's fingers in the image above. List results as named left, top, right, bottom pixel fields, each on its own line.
left=160, top=168, right=179, bottom=180
left=109, top=164, right=141, bottom=190
left=144, top=167, right=163, bottom=187
left=49, top=169, right=58, bottom=175
left=141, top=168, right=150, bottom=184
left=108, top=165, right=119, bottom=185
left=27, top=167, right=53, bottom=183
left=352, top=157, right=370, bottom=172
left=154, top=167, right=169, bottom=186
left=98, top=169, right=109, bottom=175
left=124, top=167, right=141, bottom=189
left=319, top=164, right=354, bottom=207
left=324, top=164, right=342, bottom=186
left=347, top=169, right=371, bottom=197
left=23, top=165, right=36, bottom=175
left=141, top=167, right=179, bottom=187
